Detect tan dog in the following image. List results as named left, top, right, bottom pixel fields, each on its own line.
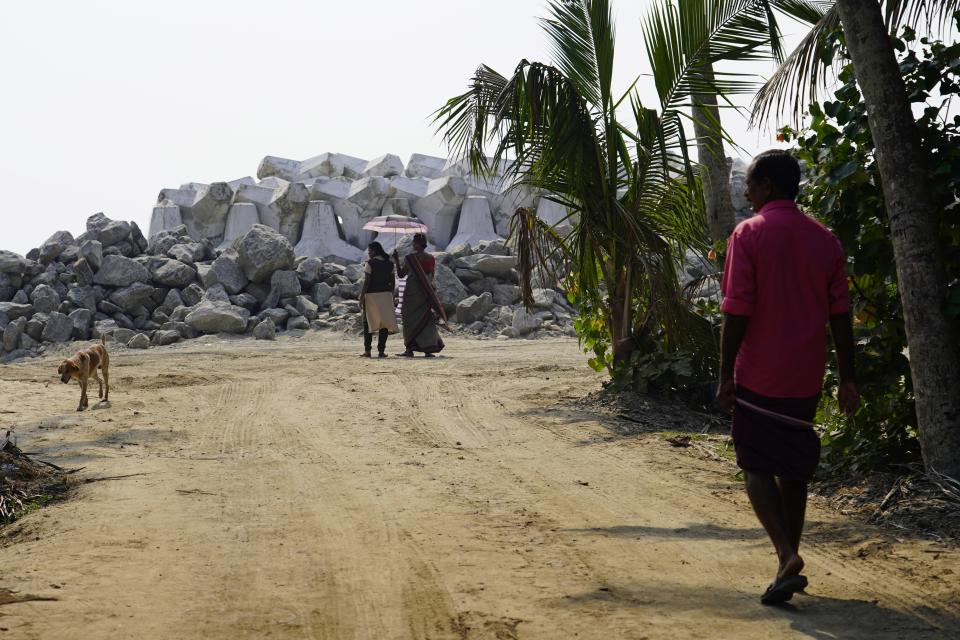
left=57, top=335, right=110, bottom=411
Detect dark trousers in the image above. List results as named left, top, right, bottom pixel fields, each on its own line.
left=363, top=316, right=388, bottom=354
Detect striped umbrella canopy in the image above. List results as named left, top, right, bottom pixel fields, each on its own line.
left=362, top=215, right=429, bottom=234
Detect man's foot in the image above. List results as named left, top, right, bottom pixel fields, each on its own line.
left=360, top=351, right=372, bottom=358
left=778, top=553, right=804, bottom=581
left=761, top=574, right=808, bottom=605
left=378, top=352, right=388, bottom=358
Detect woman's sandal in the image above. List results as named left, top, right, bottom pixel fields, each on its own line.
left=360, top=351, right=372, bottom=358
left=760, top=574, right=808, bottom=605
left=398, top=351, right=414, bottom=357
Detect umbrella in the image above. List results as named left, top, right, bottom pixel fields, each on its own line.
left=362, top=215, right=429, bottom=234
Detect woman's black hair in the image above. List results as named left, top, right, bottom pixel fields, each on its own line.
left=412, top=233, right=427, bottom=248
left=747, top=149, right=801, bottom=199
left=367, top=241, right=388, bottom=258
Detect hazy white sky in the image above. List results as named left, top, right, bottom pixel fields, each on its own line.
left=1, top=0, right=794, bottom=255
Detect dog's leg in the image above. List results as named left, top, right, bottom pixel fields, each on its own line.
left=94, top=370, right=103, bottom=399
left=78, top=378, right=87, bottom=411
left=102, top=362, right=109, bottom=402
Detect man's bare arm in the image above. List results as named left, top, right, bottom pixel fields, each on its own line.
left=717, top=313, right=750, bottom=413
left=829, top=312, right=859, bottom=416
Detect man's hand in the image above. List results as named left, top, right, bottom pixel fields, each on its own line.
left=838, top=380, right=860, bottom=417
left=716, top=378, right=736, bottom=414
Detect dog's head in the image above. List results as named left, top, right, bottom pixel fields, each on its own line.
left=57, top=359, right=78, bottom=384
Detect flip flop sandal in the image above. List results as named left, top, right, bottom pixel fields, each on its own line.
left=423, top=353, right=436, bottom=358
left=761, top=574, right=808, bottom=605
left=378, top=353, right=389, bottom=358
left=360, top=352, right=372, bottom=358
left=398, top=352, right=414, bottom=358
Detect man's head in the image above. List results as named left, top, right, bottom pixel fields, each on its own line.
left=412, top=233, right=427, bottom=251
left=745, top=150, right=801, bottom=212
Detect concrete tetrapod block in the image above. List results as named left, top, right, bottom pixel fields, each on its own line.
left=536, top=197, right=576, bottom=236
left=257, top=156, right=301, bottom=181
left=294, top=201, right=365, bottom=263
left=298, top=153, right=368, bottom=180
left=308, top=177, right=353, bottom=202
left=388, top=176, right=430, bottom=202
left=228, top=176, right=257, bottom=191
left=148, top=203, right=183, bottom=239
left=412, top=176, right=467, bottom=249
left=344, top=177, right=390, bottom=247
left=158, top=183, right=233, bottom=243
left=447, top=196, right=500, bottom=250
left=494, top=178, right=540, bottom=236
left=361, top=154, right=404, bottom=178
left=218, top=203, right=261, bottom=251
left=404, top=153, right=447, bottom=179
left=235, top=182, right=307, bottom=245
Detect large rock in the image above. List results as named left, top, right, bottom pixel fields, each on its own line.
left=234, top=181, right=308, bottom=245
left=127, top=333, right=151, bottom=349
left=150, top=258, right=197, bottom=289
left=109, top=283, right=157, bottom=312
left=40, top=311, right=72, bottom=343
left=263, top=270, right=301, bottom=309
left=39, top=231, right=74, bottom=264
left=185, top=302, right=250, bottom=334
left=512, top=308, right=543, bottom=335
left=455, top=254, right=518, bottom=279
left=210, top=251, right=248, bottom=295
left=413, top=176, right=467, bottom=249
left=257, top=155, right=302, bottom=181
left=151, top=329, right=181, bottom=346
left=536, top=197, right=575, bottom=236
left=68, top=308, right=93, bottom=339
left=235, top=224, right=296, bottom=283
left=362, top=154, right=404, bottom=178
left=294, top=202, right=365, bottom=262
left=93, top=255, right=150, bottom=287
left=158, top=182, right=233, bottom=242
left=0, top=302, right=33, bottom=321
left=252, top=318, right=276, bottom=340
left=455, top=292, right=494, bottom=324
left=167, top=242, right=206, bottom=266
left=29, top=284, right=61, bottom=314
left=404, top=153, right=447, bottom=179
left=2, top=317, right=26, bottom=352
left=0, top=251, right=27, bottom=274
left=148, top=202, right=183, bottom=239
left=78, top=239, right=103, bottom=271
left=434, top=264, right=469, bottom=312
left=493, top=284, right=521, bottom=306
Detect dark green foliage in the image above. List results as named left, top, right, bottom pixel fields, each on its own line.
left=781, top=16, right=960, bottom=472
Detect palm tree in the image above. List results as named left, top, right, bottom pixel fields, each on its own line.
left=434, top=0, right=709, bottom=380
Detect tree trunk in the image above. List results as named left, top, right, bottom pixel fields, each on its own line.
left=835, top=0, right=960, bottom=476
left=692, top=73, right=736, bottom=242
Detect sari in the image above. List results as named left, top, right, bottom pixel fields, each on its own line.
left=401, top=252, right=446, bottom=354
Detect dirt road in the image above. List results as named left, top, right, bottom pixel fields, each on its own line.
left=0, top=334, right=956, bottom=639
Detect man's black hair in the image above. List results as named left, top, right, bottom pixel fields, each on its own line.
left=748, top=149, right=801, bottom=199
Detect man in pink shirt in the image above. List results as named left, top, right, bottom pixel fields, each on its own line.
left=717, top=150, right=859, bottom=604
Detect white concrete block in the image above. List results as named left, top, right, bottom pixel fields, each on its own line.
left=257, top=155, right=301, bottom=181
left=362, top=153, right=404, bottom=178
left=536, top=197, right=575, bottom=236
left=149, top=203, right=183, bottom=239
left=295, top=201, right=365, bottom=262
left=218, top=203, right=260, bottom=250
left=228, top=176, right=257, bottom=191
left=447, top=196, right=499, bottom=250
left=405, top=153, right=447, bottom=179
left=412, top=176, right=467, bottom=249
left=158, top=182, right=233, bottom=242
left=388, top=176, right=430, bottom=201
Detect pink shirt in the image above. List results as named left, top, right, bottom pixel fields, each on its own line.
left=721, top=200, right=849, bottom=398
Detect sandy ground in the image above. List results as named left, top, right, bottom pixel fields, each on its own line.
left=0, top=333, right=957, bottom=639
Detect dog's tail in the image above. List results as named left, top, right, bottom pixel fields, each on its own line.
left=100, top=335, right=106, bottom=347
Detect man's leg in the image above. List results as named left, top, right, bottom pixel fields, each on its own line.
left=778, top=478, right=808, bottom=558
left=362, top=316, right=373, bottom=354
left=377, top=329, right=388, bottom=354
left=744, top=471, right=803, bottom=578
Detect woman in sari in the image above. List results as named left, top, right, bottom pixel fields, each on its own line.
left=359, top=242, right=399, bottom=358
left=392, top=233, right=446, bottom=357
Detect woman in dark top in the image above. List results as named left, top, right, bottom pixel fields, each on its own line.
left=359, top=242, right=398, bottom=358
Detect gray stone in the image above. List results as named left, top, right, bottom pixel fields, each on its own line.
left=158, top=289, right=185, bottom=316
left=197, top=264, right=216, bottom=289
left=311, top=282, right=335, bottom=307
left=92, top=319, right=119, bottom=339
left=335, top=283, right=359, bottom=300
left=202, top=284, right=231, bottom=304
left=150, top=259, right=197, bottom=288
left=455, top=254, right=518, bottom=279
left=151, top=329, right=181, bottom=346
left=294, top=295, right=319, bottom=321
left=127, top=333, right=151, bottom=349
left=476, top=238, right=511, bottom=256
left=493, top=284, right=521, bottom=306
left=512, top=308, right=543, bottom=335
left=257, top=308, right=290, bottom=327
left=40, top=311, right=72, bottom=343
left=93, top=255, right=150, bottom=287
left=210, top=251, right=248, bottom=295
left=18, top=333, right=37, bottom=351
left=2, top=317, right=26, bottom=352
left=68, top=309, right=93, bottom=339
left=167, top=242, right=206, bottom=266
left=11, top=290, right=29, bottom=304
left=39, top=231, right=74, bottom=264
left=185, top=302, right=250, bottom=334
left=0, top=302, right=33, bottom=321
left=283, top=303, right=301, bottom=318
left=329, top=300, right=360, bottom=317
left=264, top=270, right=301, bottom=309
left=531, top=288, right=556, bottom=309
left=454, top=268, right=484, bottom=283
left=98, top=220, right=132, bottom=247
left=159, top=321, right=198, bottom=339
left=158, top=182, right=233, bottom=242
left=456, top=293, right=493, bottom=325
left=109, top=283, right=157, bottom=312
left=112, top=328, right=137, bottom=344
left=0, top=251, right=27, bottom=274
left=235, top=224, right=296, bottom=283
left=467, top=277, right=499, bottom=296
left=78, top=239, right=103, bottom=271
left=362, top=153, right=404, bottom=178
left=252, top=318, right=276, bottom=340
left=130, top=222, right=149, bottom=253
left=287, top=316, right=310, bottom=331
left=72, top=258, right=95, bottom=286
left=434, top=264, right=469, bottom=312
left=229, top=293, right=259, bottom=311
left=181, top=283, right=205, bottom=307
left=29, top=284, right=61, bottom=314
left=296, top=257, right=324, bottom=285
